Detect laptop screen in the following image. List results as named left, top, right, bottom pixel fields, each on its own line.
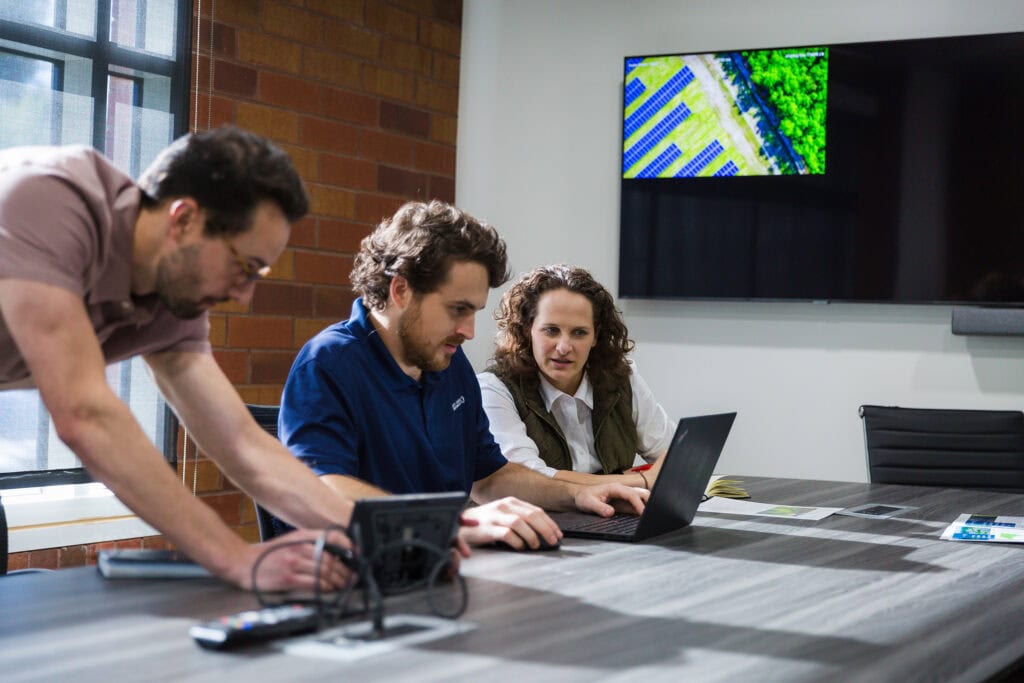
left=634, top=412, right=736, bottom=539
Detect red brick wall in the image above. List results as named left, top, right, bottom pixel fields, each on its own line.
left=203, top=0, right=461, bottom=409
left=9, top=0, right=462, bottom=571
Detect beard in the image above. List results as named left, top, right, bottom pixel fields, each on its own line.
left=397, top=300, right=460, bottom=374
left=154, top=244, right=219, bottom=319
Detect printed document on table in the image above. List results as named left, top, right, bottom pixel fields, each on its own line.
left=698, top=496, right=840, bottom=521
left=941, top=513, right=1024, bottom=543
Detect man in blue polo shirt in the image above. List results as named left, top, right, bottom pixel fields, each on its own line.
left=280, top=201, right=647, bottom=550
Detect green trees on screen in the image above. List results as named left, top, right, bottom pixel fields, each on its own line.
left=743, top=49, right=828, bottom=174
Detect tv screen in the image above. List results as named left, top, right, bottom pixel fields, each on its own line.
left=619, top=31, right=1024, bottom=304
left=623, top=47, right=829, bottom=178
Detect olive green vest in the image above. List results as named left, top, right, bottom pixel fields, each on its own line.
left=498, top=373, right=640, bottom=474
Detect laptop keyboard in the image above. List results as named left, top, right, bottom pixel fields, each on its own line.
left=561, top=514, right=639, bottom=535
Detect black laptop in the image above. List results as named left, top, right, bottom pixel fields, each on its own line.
left=549, top=412, right=736, bottom=542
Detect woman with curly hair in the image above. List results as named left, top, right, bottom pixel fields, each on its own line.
left=478, top=265, right=673, bottom=490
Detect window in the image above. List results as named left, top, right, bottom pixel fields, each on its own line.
left=0, top=0, right=191, bottom=489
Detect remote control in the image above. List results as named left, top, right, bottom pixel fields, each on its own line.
left=190, top=604, right=320, bottom=649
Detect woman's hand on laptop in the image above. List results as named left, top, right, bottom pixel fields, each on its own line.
left=643, top=450, right=669, bottom=489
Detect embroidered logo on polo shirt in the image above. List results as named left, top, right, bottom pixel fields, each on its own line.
left=451, top=396, right=465, bottom=411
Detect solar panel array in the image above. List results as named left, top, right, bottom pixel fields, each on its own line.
left=712, top=160, right=740, bottom=177
left=636, top=144, right=682, bottom=178
left=625, top=57, right=643, bottom=76
left=623, top=66, right=695, bottom=140
left=624, top=78, right=646, bottom=108
left=622, top=104, right=692, bottom=173
left=675, top=140, right=725, bottom=178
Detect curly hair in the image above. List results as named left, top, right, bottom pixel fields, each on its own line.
left=351, top=200, right=510, bottom=310
left=137, top=125, right=308, bottom=237
left=489, top=265, right=634, bottom=395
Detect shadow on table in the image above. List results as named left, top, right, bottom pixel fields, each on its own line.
left=471, top=517, right=959, bottom=574
left=421, top=576, right=887, bottom=672
left=615, top=523, right=950, bottom=574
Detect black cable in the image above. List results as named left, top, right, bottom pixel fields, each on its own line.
left=248, top=528, right=467, bottom=635
left=311, top=529, right=329, bottom=629
left=250, top=539, right=316, bottom=608
left=312, top=524, right=360, bottom=627
left=426, top=554, right=469, bottom=620
left=361, top=537, right=469, bottom=619
left=363, top=564, right=386, bottom=638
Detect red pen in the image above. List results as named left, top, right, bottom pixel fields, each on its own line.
left=630, top=464, right=653, bottom=472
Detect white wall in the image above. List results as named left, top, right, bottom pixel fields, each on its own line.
left=456, top=0, right=1024, bottom=482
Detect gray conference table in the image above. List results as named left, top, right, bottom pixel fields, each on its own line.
left=4, top=476, right=1024, bottom=682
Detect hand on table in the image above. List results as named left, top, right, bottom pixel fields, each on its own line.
left=241, top=528, right=354, bottom=592
left=457, top=497, right=562, bottom=551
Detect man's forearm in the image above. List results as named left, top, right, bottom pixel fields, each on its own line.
left=552, top=469, right=649, bottom=488
left=203, top=426, right=356, bottom=530
left=56, top=394, right=256, bottom=584
left=473, top=462, right=581, bottom=512
left=320, top=473, right=390, bottom=501
left=147, top=351, right=355, bottom=531
left=0, top=282, right=257, bottom=584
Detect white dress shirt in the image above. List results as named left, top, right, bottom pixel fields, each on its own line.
left=477, top=360, right=673, bottom=477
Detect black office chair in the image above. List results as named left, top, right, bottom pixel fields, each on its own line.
left=0, top=496, right=53, bottom=576
left=244, top=403, right=289, bottom=541
left=1, top=495, right=8, bottom=575
left=860, top=405, right=1024, bottom=492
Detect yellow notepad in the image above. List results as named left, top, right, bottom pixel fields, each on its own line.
left=705, top=478, right=749, bottom=500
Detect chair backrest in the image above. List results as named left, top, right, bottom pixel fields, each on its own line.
left=246, top=403, right=280, bottom=439
left=860, top=405, right=1024, bottom=492
left=244, top=404, right=288, bottom=541
left=1, top=495, right=8, bottom=575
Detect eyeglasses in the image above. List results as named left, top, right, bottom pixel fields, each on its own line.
left=222, top=237, right=271, bottom=282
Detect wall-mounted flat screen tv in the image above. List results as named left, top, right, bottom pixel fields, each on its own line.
left=619, top=31, right=1024, bottom=304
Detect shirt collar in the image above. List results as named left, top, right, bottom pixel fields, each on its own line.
left=538, top=371, right=593, bottom=412
left=88, top=184, right=143, bottom=306
left=350, top=297, right=445, bottom=390
left=90, top=185, right=165, bottom=327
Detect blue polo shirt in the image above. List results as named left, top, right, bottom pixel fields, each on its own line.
left=279, top=298, right=507, bottom=494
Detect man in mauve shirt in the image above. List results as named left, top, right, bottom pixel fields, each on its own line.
left=0, top=127, right=352, bottom=591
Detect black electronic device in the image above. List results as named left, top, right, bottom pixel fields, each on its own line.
left=349, top=491, right=468, bottom=595
left=189, top=604, right=320, bottom=650
left=192, top=492, right=470, bottom=650
left=619, top=31, right=1024, bottom=306
left=548, top=413, right=735, bottom=542
left=97, top=549, right=211, bottom=579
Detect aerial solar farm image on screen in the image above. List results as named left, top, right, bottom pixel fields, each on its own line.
left=622, top=47, right=828, bottom=179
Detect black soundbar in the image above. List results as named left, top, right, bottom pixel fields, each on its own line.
left=951, top=307, right=1024, bottom=336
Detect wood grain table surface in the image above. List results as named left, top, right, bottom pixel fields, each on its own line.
left=3, top=476, right=1024, bottom=683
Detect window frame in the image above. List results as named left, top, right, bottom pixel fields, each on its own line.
left=0, top=407, right=180, bottom=490
left=0, top=0, right=192, bottom=152
left=0, top=0, right=193, bottom=489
